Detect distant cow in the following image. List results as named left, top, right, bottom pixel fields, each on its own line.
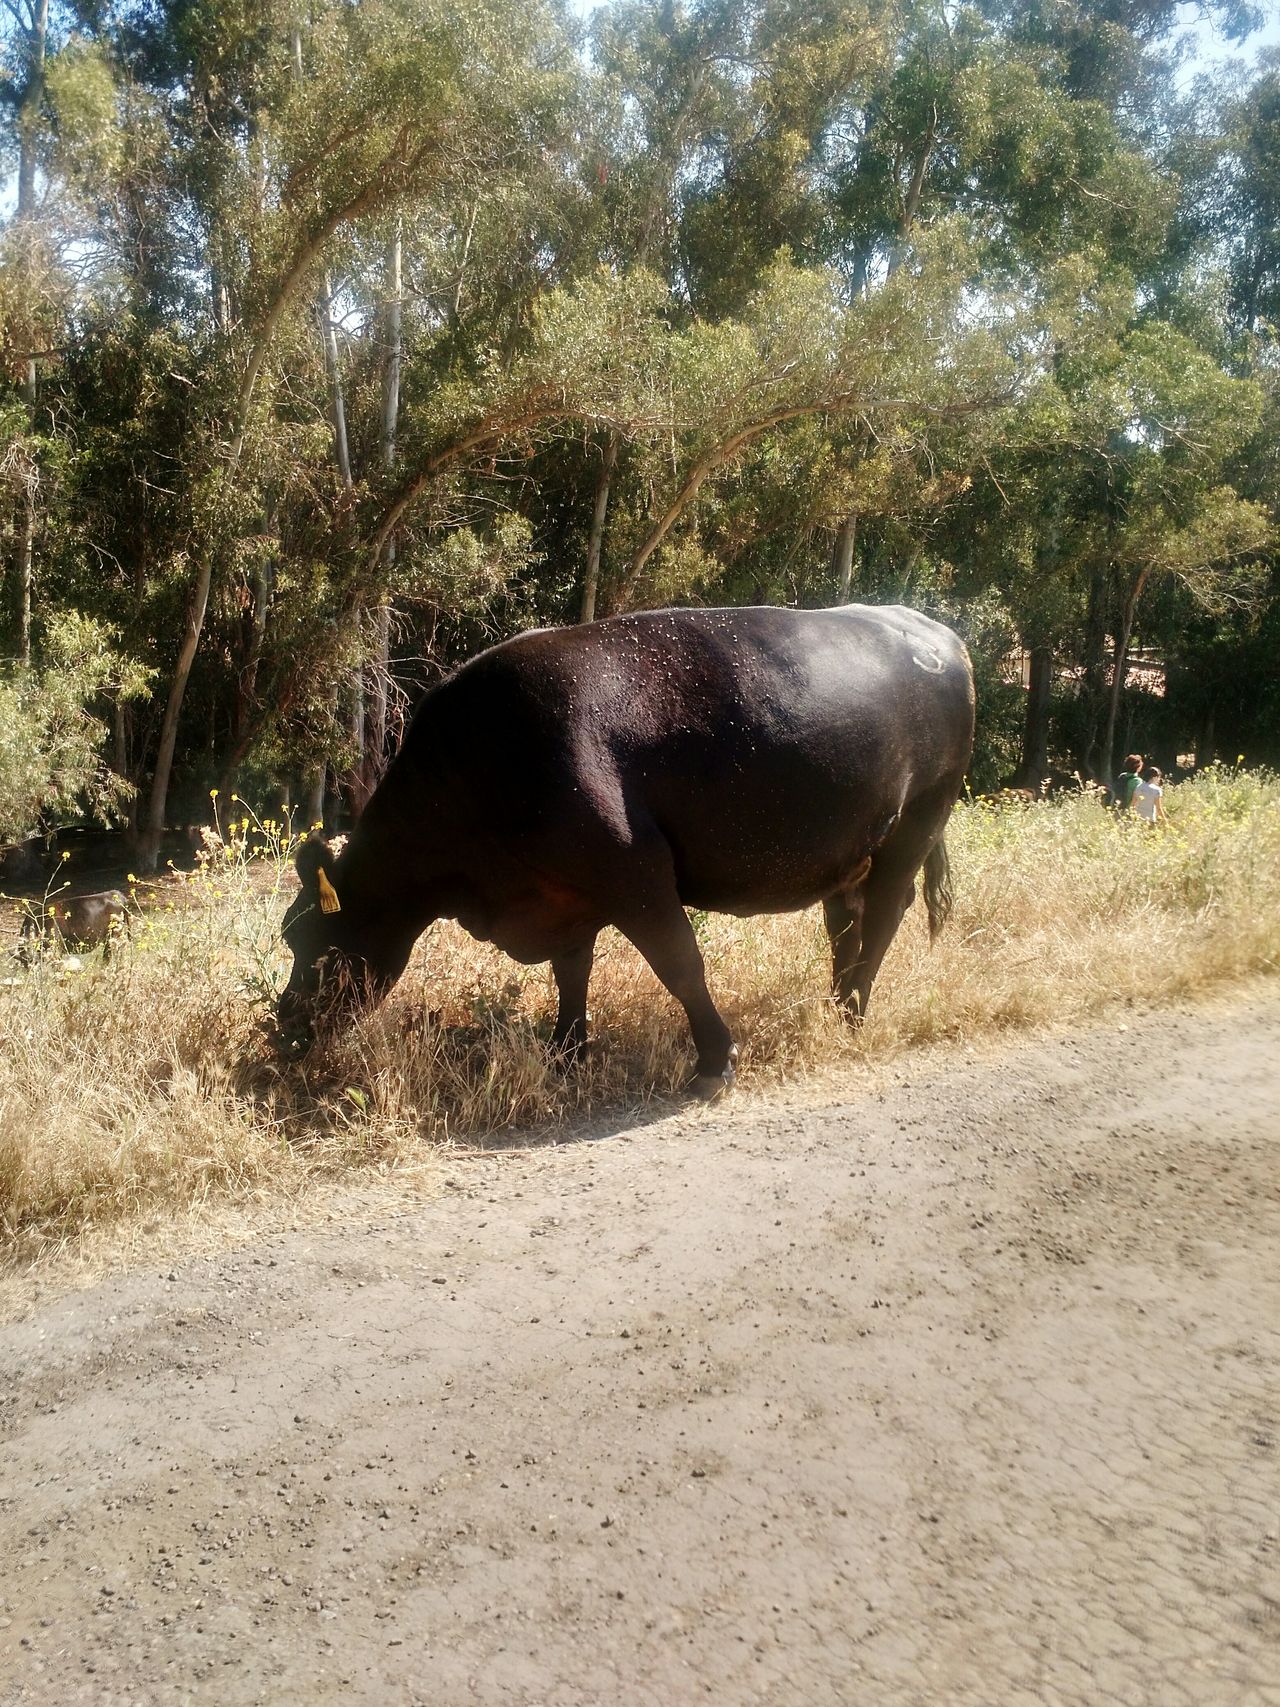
left=278, top=604, right=976, bottom=1096
left=21, top=890, right=131, bottom=961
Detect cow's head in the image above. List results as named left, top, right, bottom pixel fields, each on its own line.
left=276, top=838, right=386, bottom=1053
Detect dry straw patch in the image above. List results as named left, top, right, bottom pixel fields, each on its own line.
left=2, top=766, right=1277, bottom=1266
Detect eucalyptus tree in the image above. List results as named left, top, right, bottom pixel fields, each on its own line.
left=4, top=0, right=1280, bottom=844
left=0, top=0, right=110, bottom=660
left=1219, top=69, right=1280, bottom=345
left=1, top=0, right=51, bottom=663
left=77, top=0, right=587, bottom=866
left=570, top=0, right=752, bottom=619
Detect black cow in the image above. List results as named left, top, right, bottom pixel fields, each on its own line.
left=279, top=604, right=974, bottom=1095
left=20, top=889, right=131, bottom=960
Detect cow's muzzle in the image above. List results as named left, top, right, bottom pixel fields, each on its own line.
left=275, top=991, right=316, bottom=1058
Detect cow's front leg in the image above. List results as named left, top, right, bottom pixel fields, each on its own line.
left=549, top=935, right=597, bottom=1066
left=620, top=906, right=736, bottom=1100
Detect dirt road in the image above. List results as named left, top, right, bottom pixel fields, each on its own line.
left=2, top=987, right=1278, bottom=1706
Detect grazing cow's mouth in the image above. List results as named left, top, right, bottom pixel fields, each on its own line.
left=275, top=992, right=317, bottom=1056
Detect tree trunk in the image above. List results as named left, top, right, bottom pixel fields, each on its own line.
left=220, top=538, right=275, bottom=796
left=16, top=0, right=49, bottom=219
left=832, top=513, right=857, bottom=603
left=303, top=764, right=326, bottom=832
left=17, top=492, right=35, bottom=666
left=581, top=433, right=618, bottom=623
left=1100, top=569, right=1147, bottom=784
left=382, top=227, right=402, bottom=474
left=1080, top=566, right=1108, bottom=775
left=363, top=605, right=391, bottom=806
left=363, top=224, right=402, bottom=801
left=1018, top=645, right=1053, bottom=792
left=112, top=694, right=129, bottom=783
left=13, top=0, right=48, bottom=666
left=138, top=553, right=215, bottom=865
left=1196, top=705, right=1215, bottom=771
left=245, top=554, right=271, bottom=709
left=886, top=105, right=937, bottom=276
left=319, top=273, right=368, bottom=811
left=320, top=274, right=353, bottom=490
left=897, top=546, right=921, bottom=603
left=139, top=153, right=424, bottom=861
left=344, top=669, right=366, bottom=820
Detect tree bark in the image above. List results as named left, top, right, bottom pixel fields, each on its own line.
left=1080, top=565, right=1108, bottom=775
left=16, top=0, right=49, bottom=219
left=581, top=433, right=618, bottom=623
left=303, top=762, right=327, bottom=831
left=832, top=513, right=857, bottom=603
left=139, top=554, right=215, bottom=858
left=319, top=274, right=353, bottom=490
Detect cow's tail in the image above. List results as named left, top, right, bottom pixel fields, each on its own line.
left=923, top=837, right=953, bottom=943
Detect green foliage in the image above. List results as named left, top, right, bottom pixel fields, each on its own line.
left=408, top=512, right=537, bottom=612
left=0, top=0, right=1278, bottom=832
left=0, top=615, right=149, bottom=845
left=936, top=592, right=1026, bottom=793
left=44, top=36, right=123, bottom=186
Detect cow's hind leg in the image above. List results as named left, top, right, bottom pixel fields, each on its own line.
left=842, top=865, right=917, bottom=1021
left=823, top=889, right=867, bottom=1013
left=843, top=816, right=952, bottom=1019
left=832, top=785, right=962, bottom=1023
left=620, top=904, right=736, bottom=1100
left=549, top=935, right=597, bottom=1065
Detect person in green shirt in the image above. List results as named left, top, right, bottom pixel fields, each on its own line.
left=1114, top=754, right=1144, bottom=813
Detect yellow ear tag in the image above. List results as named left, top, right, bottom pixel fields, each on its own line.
left=317, top=869, right=342, bottom=915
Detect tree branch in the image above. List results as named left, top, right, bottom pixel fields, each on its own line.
left=613, top=389, right=1009, bottom=610
left=366, top=386, right=568, bottom=566
left=228, top=134, right=442, bottom=467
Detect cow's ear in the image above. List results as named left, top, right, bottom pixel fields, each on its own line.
left=295, top=837, right=341, bottom=915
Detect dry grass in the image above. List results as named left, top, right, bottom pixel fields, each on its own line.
left=2, top=765, right=1278, bottom=1268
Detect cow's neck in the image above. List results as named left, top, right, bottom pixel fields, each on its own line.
left=335, top=786, right=443, bottom=940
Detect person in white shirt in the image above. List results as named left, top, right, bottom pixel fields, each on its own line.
left=1131, top=765, right=1165, bottom=824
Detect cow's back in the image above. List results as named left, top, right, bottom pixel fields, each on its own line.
left=372, top=605, right=972, bottom=918
left=582, top=606, right=972, bottom=909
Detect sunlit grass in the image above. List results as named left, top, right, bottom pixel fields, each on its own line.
left=2, top=766, right=1277, bottom=1265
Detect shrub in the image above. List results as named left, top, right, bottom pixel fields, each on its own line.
left=0, top=613, right=150, bottom=846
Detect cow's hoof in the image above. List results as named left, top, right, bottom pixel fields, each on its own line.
left=687, top=1048, right=737, bottom=1101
